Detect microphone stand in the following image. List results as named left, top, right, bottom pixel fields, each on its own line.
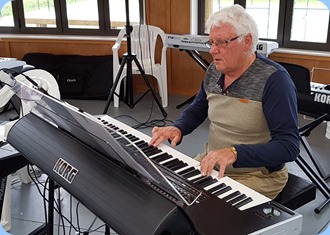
left=103, top=0, right=167, bottom=118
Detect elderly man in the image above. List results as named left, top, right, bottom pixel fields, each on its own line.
left=149, top=4, right=299, bottom=199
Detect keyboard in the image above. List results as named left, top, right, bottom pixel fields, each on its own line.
left=97, top=115, right=271, bottom=211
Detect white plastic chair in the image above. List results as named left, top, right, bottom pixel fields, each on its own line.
left=112, top=24, right=168, bottom=107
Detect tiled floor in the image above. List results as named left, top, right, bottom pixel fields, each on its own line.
left=1, top=94, right=330, bottom=235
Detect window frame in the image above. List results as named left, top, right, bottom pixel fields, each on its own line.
left=0, top=0, right=144, bottom=37
left=198, top=0, right=330, bottom=52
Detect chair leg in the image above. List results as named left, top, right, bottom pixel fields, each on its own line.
left=157, top=73, right=168, bottom=107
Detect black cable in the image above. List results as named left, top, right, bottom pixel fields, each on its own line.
left=114, top=114, right=173, bottom=130
left=27, top=166, right=80, bottom=233
left=27, top=165, right=48, bottom=226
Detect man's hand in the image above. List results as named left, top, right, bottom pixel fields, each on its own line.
left=149, top=126, right=182, bottom=147
left=200, top=147, right=237, bottom=178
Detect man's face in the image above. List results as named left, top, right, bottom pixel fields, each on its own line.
left=208, top=24, right=248, bottom=74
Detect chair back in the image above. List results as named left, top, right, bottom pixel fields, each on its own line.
left=277, top=62, right=327, bottom=118
left=278, top=62, right=311, bottom=95
left=129, top=25, right=165, bottom=66
left=112, top=24, right=168, bottom=107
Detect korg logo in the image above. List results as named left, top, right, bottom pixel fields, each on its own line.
left=314, top=93, right=330, bottom=104
left=53, top=158, right=78, bottom=184
left=256, top=44, right=263, bottom=50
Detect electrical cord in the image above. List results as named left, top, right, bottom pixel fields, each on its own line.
left=27, top=165, right=80, bottom=234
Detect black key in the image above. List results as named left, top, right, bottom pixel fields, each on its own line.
left=152, top=153, right=172, bottom=162
left=207, top=183, right=226, bottom=193
left=135, top=140, right=147, bottom=147
left=222, top=190, right=241, bottom=201
left=228, top=194, right=247, bottom=205
left=213, top=186, right=232, bottom=196
left=177, top=167, right=195, bottom=175
left=138, top=143, right=151, bottom=150
left=182, top=169, right=200, bottom=178
left=190, top=175, right=205, bottom=183
left=118, top=130, right=127, bottom=135
left=234, top=197, right=253, bottom=209
left=142, top=147, right=162, bottom=156
left=162, top=159, right=180, bottom=168
left=170, top=162, right=188, bottom=171
left=125, top=134, right=139, bottom=142
left=143, top=146, right=161, bottom=154
left=195, top=177, right=217, bottom=188
left=166, top=160, right=185, bottom=170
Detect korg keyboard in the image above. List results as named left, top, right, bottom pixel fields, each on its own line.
left=6, top=86, right=303, bottom=235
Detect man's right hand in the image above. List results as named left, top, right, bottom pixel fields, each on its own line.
left=149, top=126, right=182, bottom=147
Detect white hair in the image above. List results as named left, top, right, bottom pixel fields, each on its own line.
left=205, top=4, right=259, bottom=53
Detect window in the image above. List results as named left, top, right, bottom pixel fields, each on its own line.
left=290, top=0, right=329, bottom=43
left=199, top=0, right=330, bottom=51
left=0, top=0, right=143, bottom=36
left=0, top=1, right=14, bottom=27
left=245, top=0, right=280, bottom=40
left=23, top=0, right=57, bottom=28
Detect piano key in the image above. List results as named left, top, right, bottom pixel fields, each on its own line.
left=167, top=161, right=187, bottom=171
left=233, top=197, right=253, bottom=209
left=205, top=182, right=226, bottom=193
left=222, top=190, right=241, bottom=201
left=176, top=166, right=196, bottom=175
left=170, top=162, right=188, bottom=171
left=227, top=194, right=247, bottom=205
left=182, top=169, right=200, bottom=179
left=142, top=147, right=162, bottom=156
left=195, top=177, right=217, bottom=188
left=190, top=175, right=208, bottom=183
left=152, top=153, right=172, bottom=162
left=162, top=159, right=181, bottom=168
left=213, top=186, right=232, bottom=196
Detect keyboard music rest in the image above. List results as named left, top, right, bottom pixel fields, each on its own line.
left=7, top=113, right=303, bottom=235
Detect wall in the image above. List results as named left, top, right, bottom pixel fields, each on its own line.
left=1, top=0, right=330, bottom=98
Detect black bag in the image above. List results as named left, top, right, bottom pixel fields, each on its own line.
left=22, top=53, right=113, bottom=99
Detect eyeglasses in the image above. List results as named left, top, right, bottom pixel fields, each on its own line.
left=205, top=35, right=241, bottom=49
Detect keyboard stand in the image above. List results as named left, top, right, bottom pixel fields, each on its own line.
left=296, top=113, right=330, bottom=213
left=300, top=115, right=330, bottom=181
left=176, top=49, right=210, bottom=109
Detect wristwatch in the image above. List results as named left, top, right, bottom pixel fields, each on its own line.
left=231, top=146, right=238, bottom=159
